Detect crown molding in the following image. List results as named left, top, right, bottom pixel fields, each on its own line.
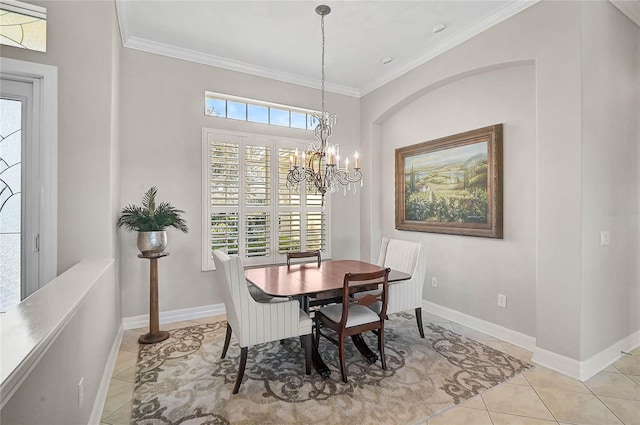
left=121, top=35, right=361, bottom=98
left=360, top=0, right=540, bottom=96
left=610, top=0, right=640, bottom=27
left=116, top=0, right=540, bottom=99
left=115, top=0, right=360, bottom=98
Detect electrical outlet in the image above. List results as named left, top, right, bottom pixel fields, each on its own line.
left=600, top=231, right=610, bottom=246
left=431, top=277, right=438, bottom=287
left=78, top=377, right=84, bottom=407
left=497, top=294, right=507, bottom=308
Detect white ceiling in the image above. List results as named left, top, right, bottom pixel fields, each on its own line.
left=116, top=1, right=543, bottom=97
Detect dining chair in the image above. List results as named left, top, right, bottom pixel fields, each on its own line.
left=213, top=249, right=312, bottom=393
left=314, top=268, right=390, bottom=383
left=216, top=248, right=287, bottom=304
left=286, top=250, right=321, bottom=267
left=376, top=238, right=425, bottom=337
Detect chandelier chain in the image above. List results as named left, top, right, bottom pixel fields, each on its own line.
left=285, top=5, right=363, bottom=204
left=321, top=13, right=326, bottom=114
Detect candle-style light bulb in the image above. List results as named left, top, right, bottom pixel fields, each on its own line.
left=354, top=150, right=359, bottom=169
left=345, top=157, right=350, bottom=172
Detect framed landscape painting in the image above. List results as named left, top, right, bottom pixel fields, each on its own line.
left=395, top=124, right=503, bottom=238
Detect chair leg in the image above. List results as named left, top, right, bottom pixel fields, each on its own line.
left=304, top=333, right=312, bottom=375
left=221, top=324, right=232, bottom=359
left=415, top=307, right=425, bottom=338
left=314, top=316, right=321, bottom=349
left=233, top=347, right=248, bottom=394
left=379, top=327, right=387, bottom=370
left=338, top=335, right=348, bottom=383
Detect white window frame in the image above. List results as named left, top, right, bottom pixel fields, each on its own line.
left=1, top=57, right=57, bottom=290
left=202, top=127, right=331, bottom=270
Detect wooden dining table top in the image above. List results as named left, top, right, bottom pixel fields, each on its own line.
left=245, top=259, right=411, bottom=298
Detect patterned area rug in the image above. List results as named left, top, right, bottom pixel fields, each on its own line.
left=132, top=314, right=533, bottom=425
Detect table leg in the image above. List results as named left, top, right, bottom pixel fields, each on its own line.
left=300, top=295, right=331, bottom=379
left=351, top=334, right=378, bottom=364
left=139, top=258, right=170, bottom=344
left=312, top=346, right=331, bottom=379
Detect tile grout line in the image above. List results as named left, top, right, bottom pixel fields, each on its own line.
left=518, top=360, right=562, bottom=424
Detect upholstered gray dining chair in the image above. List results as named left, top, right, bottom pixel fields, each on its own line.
left=356, top=238, right=425, bottom=337
left=377, top=238, right=425, bottom=337
left=213, top=249, right=312, bottom=393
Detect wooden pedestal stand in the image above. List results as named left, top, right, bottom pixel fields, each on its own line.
left=138, top=252, right=170, bottom=344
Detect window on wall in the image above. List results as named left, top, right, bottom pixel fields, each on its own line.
left=0, top=0, right=47, bottom=52
left=204, top=91, right=320, bottom=130
left=202, top=128, right=330, bottom=270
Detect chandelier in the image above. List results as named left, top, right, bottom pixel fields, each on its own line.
left=286, top=4, right=362, bottom=204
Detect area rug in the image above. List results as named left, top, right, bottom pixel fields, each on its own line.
left=131, top=313, right=533, bottom=425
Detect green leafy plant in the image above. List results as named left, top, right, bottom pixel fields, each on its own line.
left=117, top=186, right=188, bottom=233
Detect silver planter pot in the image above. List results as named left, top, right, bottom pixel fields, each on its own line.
left=137, top=231, right=168, bottom=254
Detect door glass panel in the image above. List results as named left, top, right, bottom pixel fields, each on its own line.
left=0, top=98, right=22, bottom=311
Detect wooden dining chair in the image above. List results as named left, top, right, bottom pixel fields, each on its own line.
left=314, top=268, right=390, bottom=383
left=286, top=250, right=321, bottom=267
left=213, top=249, right=312, bottom=393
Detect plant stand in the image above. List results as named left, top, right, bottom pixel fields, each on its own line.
left=138, top=252, right=170, bottom=344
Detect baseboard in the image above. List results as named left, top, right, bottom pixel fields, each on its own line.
left=422, top=300, right=536, bottom=352
left=89, top=323, right=124, bottom=425
left=532, top=347, right=582, bottom=379
left=122, top=303, right=226, bottom=330
left=533, top=330, right=640, bottom=381
left=422, top=301, right=640, bottom=381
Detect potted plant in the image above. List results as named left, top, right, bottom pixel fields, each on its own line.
left=117, top=186, right=188, bottom=254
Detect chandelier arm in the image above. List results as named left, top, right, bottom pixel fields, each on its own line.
left=333, top=169, right=363, bottom=185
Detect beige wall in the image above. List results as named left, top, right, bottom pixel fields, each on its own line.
left=380, top=63, right=537, bottom=336
left=118, top=48, right=361, bottom=318
left=0, top=0, right=120, bottom=271
left=361, top=0, right=640, bottom=362
left=580, top=1, right=640, bottom=360
left=1, top=261, right=118, bottom=425
left=0, top=2, right=121, bottom=423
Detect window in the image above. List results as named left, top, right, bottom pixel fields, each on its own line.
left=204, top=91, right=320, bottom=131
left=202, top=128, right=330, bottom=270
left=0, top=0, right=47, bottom=52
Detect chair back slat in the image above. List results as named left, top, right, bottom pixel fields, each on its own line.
left=286, top=250, right=321, bottom=267
left=355, top=293, right=379, bottom=307
left=340, top=268, right=390, bottom=327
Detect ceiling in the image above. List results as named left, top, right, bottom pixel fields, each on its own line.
left=115, top=1, right=541, bottom=98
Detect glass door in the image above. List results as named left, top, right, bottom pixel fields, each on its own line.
left=1, top=78, right=38, bottom=312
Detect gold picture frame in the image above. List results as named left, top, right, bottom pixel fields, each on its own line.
left=395, top=124, right=503, bottom=238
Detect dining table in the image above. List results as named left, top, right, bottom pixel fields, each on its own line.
left=245, top=259, right=411, bottom=378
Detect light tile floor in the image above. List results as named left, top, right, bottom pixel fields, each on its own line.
left=100, top=313, right=640, bottom=425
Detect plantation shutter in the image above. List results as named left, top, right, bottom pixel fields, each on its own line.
left=306, top=212, right=325, bottom=251
left=244, top=143, right=270, bottom=258
left=209, top=135, right=241, bottom=258
left=203, top=128, right=330, bottom=270
left=278, top=212, right=301, bottom=253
